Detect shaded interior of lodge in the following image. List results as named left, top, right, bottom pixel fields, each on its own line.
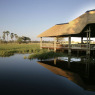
left=37, top=55, right=95, bottom=91
left=37, top=9, right=95, bottom=55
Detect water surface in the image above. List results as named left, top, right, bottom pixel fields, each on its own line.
left=0, top=54, right=95, bottom=95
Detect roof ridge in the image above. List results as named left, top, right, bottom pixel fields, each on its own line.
left=56, top=23, right=69, bottom=25
left=86, top=9, right=95, bottom=13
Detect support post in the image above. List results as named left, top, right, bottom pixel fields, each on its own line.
left=56, top=37, right=58, bottom=42
left=40, top=37, right=42, bottom=49
left=68, top=55, right=71, bottom=69
left=81, top=37, right=83, bottom=44
left=89, top=27, right=91, bottom=51
left=54, top=58, right=57, bottom=65
left=86, top=32, right=89, bottom=55
left=54, top=37, right=57, bottom=52
left=87, top=32, right=89, bottom=49
left=68, top=36, right=71, bottom=55
left=86, top=27, right=91, bottom=55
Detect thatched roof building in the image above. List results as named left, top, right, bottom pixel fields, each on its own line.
left=37, top=9, right=95, bottom=37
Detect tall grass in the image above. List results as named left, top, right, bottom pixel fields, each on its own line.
left=28, top=50, right=65, bottom=60
left=0, top=43, right=40, bottom=57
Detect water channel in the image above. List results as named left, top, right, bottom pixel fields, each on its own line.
left=0, top=54, right=95, bottom=95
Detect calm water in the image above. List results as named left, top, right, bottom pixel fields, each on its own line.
left=0, top=54, right=95, bottom=95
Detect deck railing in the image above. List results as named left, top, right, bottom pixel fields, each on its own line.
left=42, top=43, right=54, bottom=47
left=42, top=43, right=95, bottom=50
left=71, top=44, right=87, bottom=49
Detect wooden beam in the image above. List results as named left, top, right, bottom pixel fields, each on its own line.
left=86, top=32, right=89, bottom=54
left=86, top=28, right=91, bottom=55
left=68, top=36, right=71, bottom=55
left=54, top=37, right=57, bottom=52
left=68, top=55, right=71, bottom=69
left=89, top=27, right=91, bottom=50
left=81, top=37, right=83, bottom=44
left=40, top=37, right=42, bottom=49
left=54, top=58, right=57, bottom=65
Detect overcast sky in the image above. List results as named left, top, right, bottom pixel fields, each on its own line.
left=0, top=0, right=95, bottom=41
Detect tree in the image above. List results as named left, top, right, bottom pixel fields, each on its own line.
left=14, top=34, right=18, bottom=41
left=22, top=36, right=31, bottom=43
left=10, top=33, right=14, bottom=41
left=2, top=31, right=6, bottom=41
left=5, top=31, right=10, bottom=42
left=17, top=37, right=22, bottom=44
left=17, top=36, right=31, bottom=44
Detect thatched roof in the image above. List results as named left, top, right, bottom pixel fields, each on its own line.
left=37, top=10, right=95, bottom=37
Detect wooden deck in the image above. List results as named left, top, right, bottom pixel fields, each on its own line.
left=41, top=44, right=95, bottom=51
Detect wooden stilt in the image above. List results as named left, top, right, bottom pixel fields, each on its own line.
left=86, top=27, right=91, bottom=55
left=89, top=27, right=91, bottom=51
left=81, top=37, right=83, bottom=44
left=54, top=58, right=57, bottom=65
left=86, top=32, right=89, bottom=55
left=68, top=55, right=71, bottom=69
left=68, top=36, right=71, bottom=55
left=54, top=37, right=57, bottom=52
left=40, top=37, right=42, bottom=49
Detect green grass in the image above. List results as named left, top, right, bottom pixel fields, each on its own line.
left=28, top=50, right=66, bottom=60
left=0, top=43, right=40, bottom=57
left=0, top=43, right=66, bottom=59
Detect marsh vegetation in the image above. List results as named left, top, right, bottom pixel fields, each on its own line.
left=28, top=50, right=66, bottom=60
left=0, top=43, right=40, bottom=57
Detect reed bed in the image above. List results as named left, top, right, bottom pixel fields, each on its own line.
left=0, top=43, right=40, bottom=57
left=28, top=50, right=65, bottom=60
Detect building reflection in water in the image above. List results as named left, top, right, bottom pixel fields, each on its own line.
left=37, top=55, right=95, bottom=91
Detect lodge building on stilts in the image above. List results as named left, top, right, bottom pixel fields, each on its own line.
left=37, top=10, right=95, bottom=55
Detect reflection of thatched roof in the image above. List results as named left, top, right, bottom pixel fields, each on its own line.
left=37, top=61, right=85, bottom=88
left=37, top=61, right=95, bottom=91
left=37, top=10, right=95, bottom=37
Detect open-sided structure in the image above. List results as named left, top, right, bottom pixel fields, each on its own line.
left=37, top=9, right=95, bottom=55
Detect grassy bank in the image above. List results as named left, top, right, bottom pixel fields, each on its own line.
left=28, top=51, right=66, bottom=60
left=0, top=43, right=66, bottom=59
left=0, top=43, right=40, bottom=57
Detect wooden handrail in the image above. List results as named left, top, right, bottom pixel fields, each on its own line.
left=42, top=43, right=95, bottom=50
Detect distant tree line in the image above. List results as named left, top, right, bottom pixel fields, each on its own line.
left=0, top=31, right=31, bottom=44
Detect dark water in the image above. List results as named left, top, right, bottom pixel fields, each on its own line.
left=0, top=54, right=95, bottom=95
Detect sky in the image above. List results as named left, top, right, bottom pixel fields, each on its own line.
left=0, top=0, right=95, bottom=41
